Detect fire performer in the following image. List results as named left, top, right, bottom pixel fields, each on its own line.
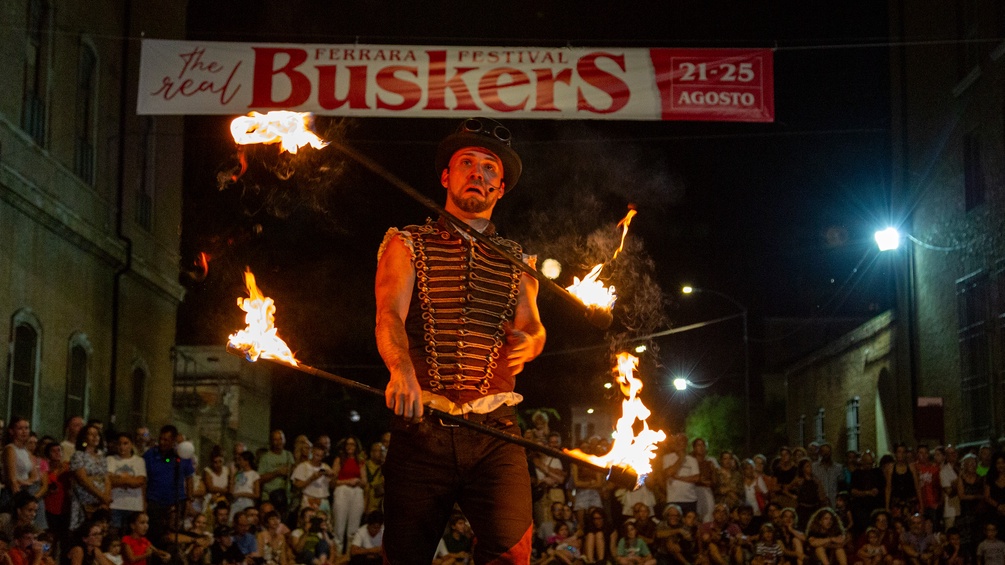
left=375, top=117, right=546, bottom=563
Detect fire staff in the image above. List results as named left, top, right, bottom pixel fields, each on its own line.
left=375, top=117, right=546, bottom=563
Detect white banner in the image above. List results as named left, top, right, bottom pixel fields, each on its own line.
left=138, top=39, right=774, bottom=122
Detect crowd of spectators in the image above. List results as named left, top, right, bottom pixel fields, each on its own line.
left=1, top=412, right=1003, bottom=565
left=524, top=417, right=1005, bottom=565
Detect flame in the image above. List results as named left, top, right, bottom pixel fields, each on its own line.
left=566, top=353, right=667, bottom=489
left=227, top=269, right=298, bottom=366
left=565, top=207, right=638, bottom=311
left=611, top=208, right=637, bottom=261
left=230, top=111, right=328, bottom=154
left=566, top=264, right=617, bottom=310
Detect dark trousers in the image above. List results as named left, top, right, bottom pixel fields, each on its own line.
left=382, top=414, right=533, bottom=564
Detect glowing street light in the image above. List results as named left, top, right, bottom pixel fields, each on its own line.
left=541, top=258, right=562, bottom=280
left=681, top=285, right=751, bottom=452
left=586, top=408, right=595, bottom=414
left=634, top=344, right=647, bottom=353
left=874, top=227, right=901, bottom=251
left=673, top=377, right=688, bottom=391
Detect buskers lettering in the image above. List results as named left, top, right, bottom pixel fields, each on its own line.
left=249, top=47, right=629, bottom=113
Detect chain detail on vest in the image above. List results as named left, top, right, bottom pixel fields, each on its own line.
left=410, top=218, right=522, bottom=395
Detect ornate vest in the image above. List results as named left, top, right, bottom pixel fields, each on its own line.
left=401, top=217, right=523, bottom=405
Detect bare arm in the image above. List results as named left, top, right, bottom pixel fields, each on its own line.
left=375, top=236, right=422, bottom=421
left=2, top=447, right=21, bottom=492
left=505, top=272, right=546, bottom=373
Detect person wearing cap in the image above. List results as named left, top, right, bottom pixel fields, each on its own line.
left=375, top=117, right=546, bottom=562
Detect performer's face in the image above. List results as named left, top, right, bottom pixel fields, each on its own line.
left=441, top=148, right=505, bottom=215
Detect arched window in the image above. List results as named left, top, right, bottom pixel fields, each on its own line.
left=75, top=42, right=98, bottom=185
left=65, top=333, right=92, bottom=421
left=22, top=0, right=50, bottom=145
left=130, top=364, right=148, bottom=429
left=8, top=311, right=42, bottom=425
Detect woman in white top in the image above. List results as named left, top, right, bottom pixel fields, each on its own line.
left=229, top=451, right=260, bottom=520
left=741, top=458, right=770, bottom=516
left=292, top=446, right=332, bottom=520
left=203, top=448, right=231, bottom=506
left=2, top=417, right=46, bottom=529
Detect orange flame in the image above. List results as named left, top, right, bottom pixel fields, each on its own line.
left=565, top=207, right=637, bottom=311
left=230, top=111, right=328, bottom=154
left=611, top=208, right=637, bottom=261
left=227, top=269, right=298, bottom=366
left=567, top=353, right=667, bottom=488
left=566, top=264, right=617, bottom=310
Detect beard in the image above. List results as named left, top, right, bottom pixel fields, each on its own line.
left=449, top=190, right=494, bottom=213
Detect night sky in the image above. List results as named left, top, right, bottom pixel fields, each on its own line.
left=175, top=1, right=893, bottom=442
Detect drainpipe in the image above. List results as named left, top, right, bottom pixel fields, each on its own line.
left=109, top=0, right=134, bottom=430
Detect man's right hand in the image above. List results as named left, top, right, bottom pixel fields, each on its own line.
left=386, top=372, right=423, bottom=421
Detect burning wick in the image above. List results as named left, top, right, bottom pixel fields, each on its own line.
left=230, top=111, right=328, bottom=154
left=566, top=353, right=666, bottom=488
left=565, top=207, right=638, bottom=312
left=227, top=269, right=298, bottom=366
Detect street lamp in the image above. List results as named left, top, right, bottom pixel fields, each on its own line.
left=673, top=377, right=689, bottom=391
left=681, top=285, right=751, bottom=453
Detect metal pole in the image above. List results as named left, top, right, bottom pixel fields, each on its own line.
left=226, top=345, right=640, bottom=488
left=742, top=308, right=750, bottom=454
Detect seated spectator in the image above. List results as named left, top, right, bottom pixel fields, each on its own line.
left=102, top=537, right=122, bottom=565
left=33, top=533, right=54, bottom=565
left=654, top=504, right=697, bottom=565
left=628, top=502, right=659, bottom=547
left=122, top=513, right=171, bottom=565
left=616, top=521, right=656, bottom=565
left=976, top=523, right=1004, bottom=565
left=293, top=517, right=331, bottom=565
left=806, top=508, right=848, bottom=565
left=0, top=492, right=41, bottom=540
left=230, top=512, right=257, bottom=562
left=855, top=527, right=887, bottom=565
left=939, top=528, right=963, bottom=565
left=288, top=507, right=316, bottom=556
left=8, top=525, right=42, bottom=565
left=255, top=511, right=287, bottom=565
left=66, top=520, right=114, bottom=565
left=0, top=534, right=13, bottom=565
left=210, top=503, right=230, bottom=531
left=700, top=504, right=741, bottom=565
left=536, top=502, right=567, bottom=546
left=899, top=514, right=938, bottom=565
left=582, top=507, right=617, bottom=564
left=777, top=507, right=805, bottom=565
left=347, top=512, right=383, bottom=565
left=543, top=521, right=582, bottom=565
left=753, top=523, right=785, bottom=565
left=432, top=515, right=472, bottom=565
left=208, top=527, right=242, bottom=565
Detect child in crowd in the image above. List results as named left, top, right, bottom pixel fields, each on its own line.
left=103, top=538, right=123, bottom=565
left=122, top=513, right=170, bottom=565
left=543, top=521, right=582, bottom=564
left=977, top=523, right=1005, bottom=565
left=855, top=528, right=886, bottom=565
left=753, top=523, right=785, bottom=565
left=940, top=528, right=963, bottom=565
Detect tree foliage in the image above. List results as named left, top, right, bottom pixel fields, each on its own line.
left=685, top=394, right=744, bottom=455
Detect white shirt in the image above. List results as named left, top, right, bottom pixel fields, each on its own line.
left=107, top=454, right=147, bottom=512
left=663, top=453, right=699, bottom=503
left=940, top=463, right=960, bottom=518
left=743, top=476, right=768, bottom=515
left=292, top=461, right=332, bottom=500
left=350, top=524, right=384, bottom=549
